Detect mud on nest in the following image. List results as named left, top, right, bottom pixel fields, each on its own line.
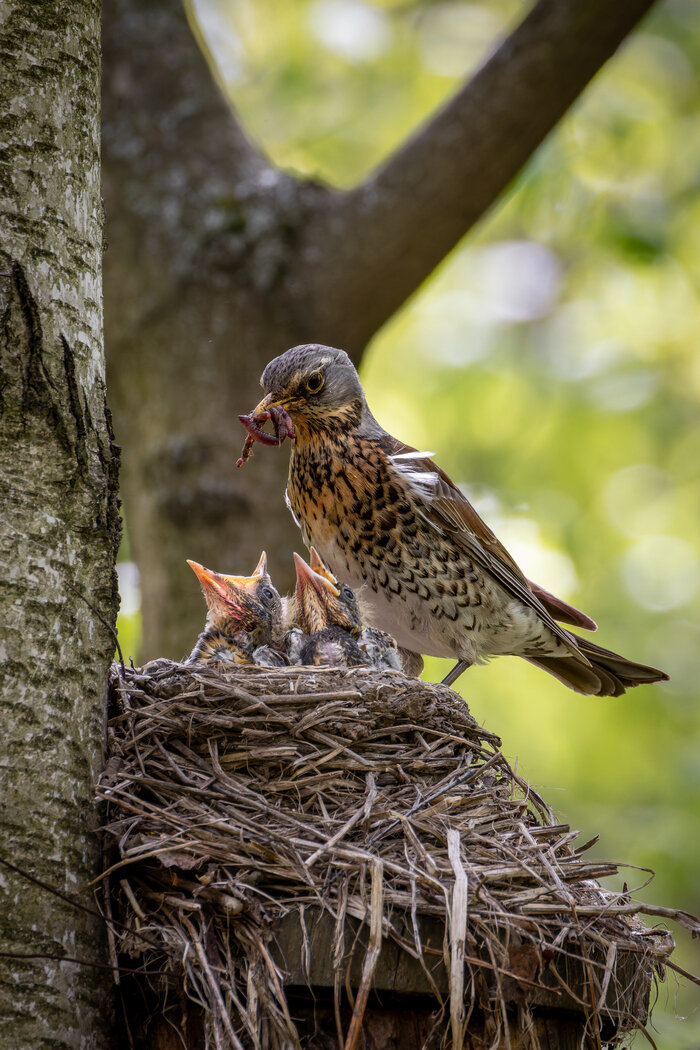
left=98, top=662, right=696, bottom=1050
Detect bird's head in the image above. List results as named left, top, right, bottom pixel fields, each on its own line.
left=292, top=550, right=362, bottom=637
left=187, top=552, right=283, bottom=646
left=253, top=344, right=366, bottom=435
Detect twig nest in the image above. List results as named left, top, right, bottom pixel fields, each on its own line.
left=99, top=662, right=682, bottom=1050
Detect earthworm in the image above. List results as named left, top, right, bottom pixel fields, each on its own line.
left=236, top=406, right=295, bottom=467
left=269, top=405, right=296, bottom=443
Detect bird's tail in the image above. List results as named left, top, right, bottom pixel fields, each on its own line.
left=526, top=635, right=669, bottom=697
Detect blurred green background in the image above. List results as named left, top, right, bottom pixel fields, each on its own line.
left=117, top=0, right=700, bottom=1042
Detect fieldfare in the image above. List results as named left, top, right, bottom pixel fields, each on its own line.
left=307, top=547, right=403, bottom=672
left=187, top=553, right=286, bottom=667
left=244, top=344, right=669, bottom=696
left=288, top=552, right=369, bottom=667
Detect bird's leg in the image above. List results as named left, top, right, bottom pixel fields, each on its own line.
left=442, top=660, right=470, bottom=687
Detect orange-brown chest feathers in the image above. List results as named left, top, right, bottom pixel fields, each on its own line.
left=285, top=420, right=501, bottom=660
left=288, top=428, right=378, bottom=551
left=287, top=424, right=422, bottom=587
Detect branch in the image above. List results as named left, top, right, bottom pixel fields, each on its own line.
left=297, top=0, right=656, bottom=352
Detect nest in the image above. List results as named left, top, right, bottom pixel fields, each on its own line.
left=98, top=662, right=696, bottom=1050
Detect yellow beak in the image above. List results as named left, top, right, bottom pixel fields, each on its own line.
left=251, top=551, right=268, bottom=577
left=293, top=552, right=340, bottom=598
left=252, top=392, right=289, bottom=416
left=309, top=547, right=338, bottom=587
left=187, top=559, right=262, bottom=597
left=187, top=560, right=235, bottom=602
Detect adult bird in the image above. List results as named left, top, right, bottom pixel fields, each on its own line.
left=247, top=344, right=668, bottom=695
left=187, top=553, right=286, bottom=667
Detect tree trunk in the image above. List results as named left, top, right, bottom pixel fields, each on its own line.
left=102, top=0, right=325, bottom=661
left=103, top=0, right=654, bottom=661
left=0, top=2, right=120, bottom=1046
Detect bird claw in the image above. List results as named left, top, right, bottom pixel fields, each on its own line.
left=236, top=406, right=296, bottom=467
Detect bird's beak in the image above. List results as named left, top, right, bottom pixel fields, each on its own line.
left=293, top=552, right=340, bottom=598
left=221, top=572, right=262, bottom=594
left=309, top=547, right=337, bottom=586
left=187, top=560, right=228, bottom=597
left=252, top=392, right=289, bottom=416
left=251, top=551, right=268, bottom=578
left=187, top=560, right=254, bottom=623
left=187, top=559, right=240, bottom=613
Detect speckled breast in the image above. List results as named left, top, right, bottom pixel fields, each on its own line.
left=286, top=434, right=511, bottom=662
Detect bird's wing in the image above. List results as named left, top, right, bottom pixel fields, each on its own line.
left=526, top=580, right=597, bottom=632
left=383, top=438, right=586, bottom=657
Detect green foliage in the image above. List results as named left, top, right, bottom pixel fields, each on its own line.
left=122, top=0, right=700, bottom=1040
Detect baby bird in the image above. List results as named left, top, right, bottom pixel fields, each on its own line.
left=187, top=552, right=287, bottom=667
left=357, top=625, right=404, bottom=673
left=290, top=552, right=370, bottom=667
left=307, top=548, right=403, bottom=672
left=288, top=549, right=404, bottom=671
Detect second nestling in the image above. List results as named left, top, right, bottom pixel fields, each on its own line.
left=186, top=549, right=404, bottom=673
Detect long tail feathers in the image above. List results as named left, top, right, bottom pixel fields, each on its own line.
left=527, top=635, right=669, bottom=697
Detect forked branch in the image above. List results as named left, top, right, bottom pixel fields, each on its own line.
left=297, top=0, right=657, bottom=351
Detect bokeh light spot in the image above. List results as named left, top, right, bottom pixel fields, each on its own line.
left=622, top=535, right=698, bottom=611
left=309, top=0, right=391, bottom=61
left=604, top=463, right=672, bottom=538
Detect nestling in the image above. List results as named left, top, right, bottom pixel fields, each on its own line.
left=307, top=547, right=403, bottom=672
left=289, top=552, right=370, bottom=668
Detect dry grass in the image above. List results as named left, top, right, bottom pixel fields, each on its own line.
left=97, top=662, right=696, bottom=1050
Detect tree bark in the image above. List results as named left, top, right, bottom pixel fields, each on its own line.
left=103, top=0, right=320, bottom=659
left=0, top=2, right=120, bottom=1046
left=103, top=0, right=655, bottom=660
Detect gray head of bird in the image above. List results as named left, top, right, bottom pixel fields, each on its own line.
left=253, top=344, right=374, bottom=435
left=187, top=552, right=284, bottom=647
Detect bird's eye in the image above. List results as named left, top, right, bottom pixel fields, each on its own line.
left=306, top=371, right=324, bottom=394
left=340, top=584, right=353, bottom=601
left=260, top=586, right=275, bottom=601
